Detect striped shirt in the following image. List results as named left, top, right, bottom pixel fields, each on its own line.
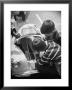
left=36, top=40, right=61, bottom=75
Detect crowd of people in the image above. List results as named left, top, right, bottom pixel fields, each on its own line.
left=11, top=11, right=61, bottom=79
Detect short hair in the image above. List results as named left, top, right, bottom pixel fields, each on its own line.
left=32, top=37, right=47, bottom=52
left=40, top=20, right=55, bottom=34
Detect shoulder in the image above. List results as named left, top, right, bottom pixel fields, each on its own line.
left=53, top=30, right=60, bottom=38
left=53, top=30, right=61, bottom=45
left=47, top=40, right=59, bottom=48
left=46, top=41, right=61, bottom=54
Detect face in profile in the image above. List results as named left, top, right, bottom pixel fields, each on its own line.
left=45, top=32, right=54, bottom=40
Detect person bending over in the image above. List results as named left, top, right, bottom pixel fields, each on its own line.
left=40, top=20, right=61, bottom=46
